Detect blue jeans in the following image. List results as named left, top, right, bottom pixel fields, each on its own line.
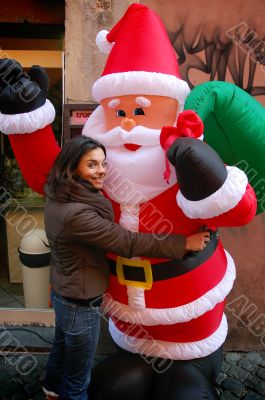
left=44, top=290, right=101, bottom=400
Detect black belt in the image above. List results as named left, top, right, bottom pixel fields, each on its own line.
left=109, top=231, right=219, bottom=282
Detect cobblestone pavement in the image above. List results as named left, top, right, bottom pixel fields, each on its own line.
left=217, top=352, right=265, bottom=400
left=0, top=351, right=265, bottom=400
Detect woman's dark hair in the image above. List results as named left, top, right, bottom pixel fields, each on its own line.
left=48, top=135, right=106, bottom=194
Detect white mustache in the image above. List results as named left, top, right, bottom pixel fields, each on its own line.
left=94, top=125, right=161, bottom=147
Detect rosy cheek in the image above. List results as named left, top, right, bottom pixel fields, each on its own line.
left=139, top=113, right=162, bottom=128
left=102, top=109, right=118, bottom=130
left=107, top=118, right=119, bottom=130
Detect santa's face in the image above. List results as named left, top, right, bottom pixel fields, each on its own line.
left=102, top=94, right=178, bottom=132
left=83, top=94, right=180, bottom=204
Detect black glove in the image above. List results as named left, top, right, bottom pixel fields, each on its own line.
left=0, top=58, right=48, bottom=114
left=167, top=137, right=228, bottom=201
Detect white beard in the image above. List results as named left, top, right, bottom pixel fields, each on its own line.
left=82, top=106, right=177, bottom=206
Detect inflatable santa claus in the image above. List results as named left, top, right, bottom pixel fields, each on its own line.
left=1, top=3, right=264, bottom=400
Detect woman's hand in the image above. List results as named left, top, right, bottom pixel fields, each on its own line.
left=185, top=231, right=211, bottom=251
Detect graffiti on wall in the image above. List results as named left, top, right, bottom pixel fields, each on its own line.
left=172, top=22, right=265, bottom=100
left=142, top=0, right=265, bottom=105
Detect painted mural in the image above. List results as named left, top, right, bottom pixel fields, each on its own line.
left=142, top=0, right=265, bottom=105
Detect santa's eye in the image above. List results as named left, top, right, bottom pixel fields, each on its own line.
left=133, top=108, right=145, bottom=116
left=116, top=109, right=126, bottom=117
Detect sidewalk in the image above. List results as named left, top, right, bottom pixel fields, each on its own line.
left=0, top=326, right=265, bottom=400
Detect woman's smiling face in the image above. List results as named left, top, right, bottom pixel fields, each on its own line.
left=75, top=147, right=107, bottom=190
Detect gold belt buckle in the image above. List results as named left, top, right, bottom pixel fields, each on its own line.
left=116, top=256, right=153, bottom=290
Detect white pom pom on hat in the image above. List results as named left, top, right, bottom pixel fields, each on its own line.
left=96, top=30, right=114, bottom=54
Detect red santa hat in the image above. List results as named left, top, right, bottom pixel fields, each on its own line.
left=92, top=3, right=190, bottom=106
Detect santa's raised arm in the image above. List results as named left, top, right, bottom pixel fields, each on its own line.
left=0, top=59, right=60, bottom=194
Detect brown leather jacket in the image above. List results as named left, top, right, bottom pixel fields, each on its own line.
left=44, top=179, right=185, bottom=300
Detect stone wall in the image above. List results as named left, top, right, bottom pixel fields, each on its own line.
left=65, top=0, right=134, bottom=104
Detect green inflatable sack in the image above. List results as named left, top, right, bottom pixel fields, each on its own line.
left=184, top=81, right=265, bottom=214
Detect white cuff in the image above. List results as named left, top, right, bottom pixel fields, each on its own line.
left=0, top=99, right=55, bottom=134
left=177, top=166, right=248, bottom=219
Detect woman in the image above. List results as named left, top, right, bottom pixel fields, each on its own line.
left=43, top=135, right=210, bottom=400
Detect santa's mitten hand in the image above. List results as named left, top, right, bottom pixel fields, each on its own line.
left=167, top=137, right=248, bottom=219
left=0, top=59, right=55, bottom=134
left=0, top=59, right=48, bottom=114
left=167, top=137, right=227, bottom=201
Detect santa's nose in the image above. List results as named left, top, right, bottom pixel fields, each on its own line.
left=121, top=118, right=136, bottom=131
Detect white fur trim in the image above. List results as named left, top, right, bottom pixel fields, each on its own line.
left=103, top=250, right=235, bottom=325
left=96, top=30, right=114, bottom=54
left=92, top=71, right=190, bottom=104
left=0, top=100, right=55, bottom=134
left=177, top=166, right=248, bottom=219
left=109, top=313, right=227, bottom=360
left=119, top=204, right=140, bottom=232
left=127, top=286, right=146, bottom=309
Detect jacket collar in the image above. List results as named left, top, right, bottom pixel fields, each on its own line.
left=45, top=178, right=103, bottom=204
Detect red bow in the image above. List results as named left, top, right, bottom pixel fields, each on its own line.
left=160, top=110, right=204, bottom=183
